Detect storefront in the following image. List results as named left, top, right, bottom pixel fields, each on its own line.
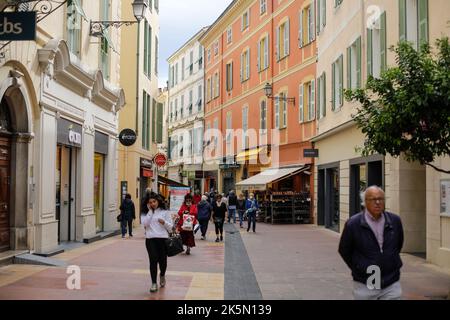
left=55, top=118, right=82, bottom=242
left=219, top=157, right=240, bottom=194
left=140, top=157, right=154, bottom=199
left=94, top=131, right=109, bottom=233
left=236, top=165, right=311, bottom=224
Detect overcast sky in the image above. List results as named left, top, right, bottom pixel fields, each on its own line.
left=158, top=0, right=233, bottom=88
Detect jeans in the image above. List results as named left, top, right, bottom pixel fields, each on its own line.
left=121, top=219, right=133, bottom=236
left=228, top=206, right=236, bottom=223
left=145, top=238, right=168, bottom=284
left=247, top=212, right=256, bottom=232
left=198, top=218, right=209, bottom=237
left=353, top=281, right=402, bottom=300
left=238, top=210, right=245, bottom=227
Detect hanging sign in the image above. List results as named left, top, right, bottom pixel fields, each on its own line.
left=119, top=129, right=137, bottom=146
left=0, top=12, right=36, bottom=41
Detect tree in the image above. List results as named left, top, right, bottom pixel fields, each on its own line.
left=345, top=38, right=450, bottom=174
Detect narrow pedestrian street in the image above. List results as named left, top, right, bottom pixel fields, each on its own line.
left=1, top=222, right=449, bottom=300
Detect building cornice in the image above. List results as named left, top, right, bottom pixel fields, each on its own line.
left=310, top=119, right=356, bottom=143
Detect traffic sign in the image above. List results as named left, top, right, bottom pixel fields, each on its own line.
left=153, top=153, right=167, bottom=167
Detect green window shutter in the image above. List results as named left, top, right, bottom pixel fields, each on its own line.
left=331, top=62, right=335, bottom=111
left=367, top=28, right=373, bottom=77
left=418, top=0, right=429, bottom=45
left=316, top=76, right=321, bottom=119
left=399, top=0, right=407, bottom=41
left=157, top=103, right=163, bottom=143
left=339, top=55, right=344, bottom=106
left=356, top=37, right=362, bottom=88
left=148, top=26, right=152, bottom=77
left=316, top=0, right=321, bottom=35
left=310, top=79, right=315, bottom=120
left=144, top=21, right=148, bottom=75
left=152, top=99, right=156, bottom=143
left=380, top=12, right=387, bottom=72
left=347, top=46, right=352, bottom=89
left=323, top=73, right=326, bottom=117
left=142, top=92, right=147, bottom=148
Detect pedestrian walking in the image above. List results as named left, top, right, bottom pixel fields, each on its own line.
left=119, top=193, right=135, bottom=238
left=177, top=193, right=198, bottom=255
left=245, top=193, right=259, bottom=233
left=338, top=186, right=404, bottom=300
left=141, top=192, right=174, bottom=293
left=237, top=193, right=246, bottom=228
left=227, top=190, right=238, bottom=223
left=197, top=195, right=213, bottom=240
left=212, top=194, right=227, bottom=242
left=193, top=189, right=202, bottom=205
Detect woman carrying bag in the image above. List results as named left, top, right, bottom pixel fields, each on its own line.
left=177, top=193, right=198, bottom=255
left=141, top=193, right=174, bottom=293
left=212, top=194, right=227, bottom=242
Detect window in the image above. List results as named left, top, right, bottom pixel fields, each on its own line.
left=276, top=19, right=290, bottom=60
left=144, top=20, right=152, bottom=77
left=142, top=91, right=151, bottom=150
left=179, top=135, right=184, bottom=157
left=227, top=28, right=232, bottom=44
left=347, top=37, right=362, bottom=89
left=189, top=51, right=194, bottom=75
left=317, top=73, right=326, bottom=119
left=66, top=0, right=84, bottom=56
left=367, top=11, right=386, bottom=78
left=181, top=57, right=185, bottom=81
left=214, top=41, right=219, bottom=56
left=260, top=0, right=267, bottom=14
left=299, top=81, right=316, bottom=122
left=197, top=85, right=203, bottom=111
left=299, top=5, right=315, bottom=48
left=180, top=95, right=184, bottom=118
left=275, top=99, right=280, bottom=129
left=213, top=72, right=220, bottom=98
left=317, top=0, right=327, bottom=34
left=189, top=90, right=193, bottom=114
left=280, top=93, right=287, bottom=128
left=99, top=0, right=110, bottom=80
left=240, top=49, right=250, bottom=82
left=188, top=129, right=193, bottom=156
left=207, top=48, right=211, bottom=62
left=258, top=36, right=269, bottom=72
left=260, top=100, right=267, bottom=132
left=175, top=98, right=178, bottom=119
left=206, top=77, right=212, bottom=102
left=198, top=46, right=204, bottom=69
left=175, top=63, right=179, bottom=85
left=155, top=36, right=159, bottom=75
left=226, top=62, right=233, bottom=91
left=242, top=106, right=249, bottom=149
left=399, top=0, right=428, bottom=48
left=332, top=55, right=344, bottom=110
left=241, top=9, right=250, bottom=31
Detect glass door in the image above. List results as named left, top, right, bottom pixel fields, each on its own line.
left=94, top=153, right=104, bottom=233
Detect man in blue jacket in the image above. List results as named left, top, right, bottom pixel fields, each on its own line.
left=338, top=186, right=404, bottom=300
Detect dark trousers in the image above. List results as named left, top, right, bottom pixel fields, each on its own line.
left=121, top=218, right=133, bottom=236
left=247, top=212, right=256, bottom=232
left=198, top=218, right=209, bottom=237
left=214, top=219, right=224, bottom=236
left=238, top=210, right=245, bottom=226
left=145, top=238, right=167, bottom=284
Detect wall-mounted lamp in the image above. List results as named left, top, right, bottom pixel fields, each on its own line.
left=264, top=83, right=295, bottom=106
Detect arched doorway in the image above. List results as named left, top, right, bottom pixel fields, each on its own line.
left=0, top=97, right=12, bottom=252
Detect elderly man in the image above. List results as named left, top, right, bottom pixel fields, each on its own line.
left=338, top=186, right=404, bottom=300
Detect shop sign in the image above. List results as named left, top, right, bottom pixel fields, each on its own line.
left=142, top=168, right=153, bottom=178
left=187, top=171, right=196, bottom=179
left=440, top=180, right=450, bottom=215
left=0, top=12, right=36, bottom=41
left=304, top=149, right=319, bottom=158
left=140, top=158, right=153, bottom=168
left=119, top=129, right=137, bottom=147
left=219, top=163, right=240, bottom=170
left=153, top=153, right=167, bottom=167
left=68, top=130, right=82, bottom=146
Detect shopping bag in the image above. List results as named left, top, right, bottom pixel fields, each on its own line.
left=194, top=223, right=200, bottom=234
left=165, top=233, right=184, bottom=257
left=181, top=214, right=194, bottom=231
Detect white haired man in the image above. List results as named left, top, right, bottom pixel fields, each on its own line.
left=338, top=186, right=404, bottom=300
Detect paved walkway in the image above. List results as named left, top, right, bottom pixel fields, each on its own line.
left=0, top=222, right=449, bottom=300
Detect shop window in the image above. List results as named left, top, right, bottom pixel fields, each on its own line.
left=276, top=19, right=290, bottom=60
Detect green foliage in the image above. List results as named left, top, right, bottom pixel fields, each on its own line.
left=345, top=38, right=450, bottom=172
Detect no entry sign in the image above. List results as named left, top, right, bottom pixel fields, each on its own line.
left=153, top=153, right=167, bottom=167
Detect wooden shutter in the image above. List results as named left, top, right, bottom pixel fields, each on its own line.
left=246, top=49, right=250, bottom=80
left=316, top=0, right=321, bottom=35
left=310, top=79, right=315, bottom=121
left=311, top=3, right=316, bottom=41
left=257, top=40, right=261, bottom=71
left=367, top=28, right=373, bottom=77
left=322, top=73, right=326, bottom=117
left=240, top=53, right=243, bottom=81
left=275, top=99, right=280, bottom=129
left=230, top=62, right=233, bottom=90
left=331, top=62, right=336, bottom=110
left=418, top=0, right=429, bottom=45
left=264, top=36, right=269, bottom=69
left=144, top=21, right=148, bottom=75
left=339, top=55, right=343, bottom=106
left=316, top=76, right=321, bottom=119
left=299, top=10, right=303, bottom=48
left=356, top=37, right=362, bottom=88
left=299, top=84, right=304, bottom=122
left=285, top=19, right=290, bottom=56
left=380, top=12, right=387, bottom=72
left=399, top=0, right=407, bottom=41
left=276, top=26, right=280, bottom=60
left=347, top=46, right=352, bottom=89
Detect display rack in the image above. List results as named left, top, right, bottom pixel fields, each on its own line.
left=266, top=192, right=311, bottom=224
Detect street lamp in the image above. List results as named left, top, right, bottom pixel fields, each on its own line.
left=89, top=0, right=148, bottom=36
left=263, top=83, right=296, bottom=106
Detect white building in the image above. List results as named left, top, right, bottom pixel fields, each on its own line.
left=167, top=27, right=207, bottom=192
left=0, top=0, right=124, bottom=255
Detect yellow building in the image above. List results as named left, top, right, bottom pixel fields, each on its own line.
left=118, top=0, right=163, bottom=210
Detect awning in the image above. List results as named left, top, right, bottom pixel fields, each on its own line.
left=235, top=165, right=309, bottom=190
left=236, top=146, right=267, bottom=163
left=72, top=0, right=89, bottom=22
left=157, top=175, right=189, bottom=188
left=101, top=27, right=117, bottom=53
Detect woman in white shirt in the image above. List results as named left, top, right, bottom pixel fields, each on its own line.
left=141, top=193, right=174, bottom=293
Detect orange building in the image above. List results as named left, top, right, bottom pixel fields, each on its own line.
left=199, top=0, right=316, bottom=215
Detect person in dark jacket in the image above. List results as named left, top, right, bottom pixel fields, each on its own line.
left=227, top=190, right=238, bottom=223
left=212, top=194, right=227, bottom=242
left=236, top=193, right=246, bottom=228
left=197, top=195, right=212, bottom=240
left=338, top=186, right=404, bottom=300
left=245, top=193, right=259, bottom=233
left=119, top=193, right=136, bottom=238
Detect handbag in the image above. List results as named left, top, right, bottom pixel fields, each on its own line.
left=181, top=214, right=194, bottom=231
left=116, top=214, right=123, bottom=222
left=165, top=233, right=183, bottom=257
